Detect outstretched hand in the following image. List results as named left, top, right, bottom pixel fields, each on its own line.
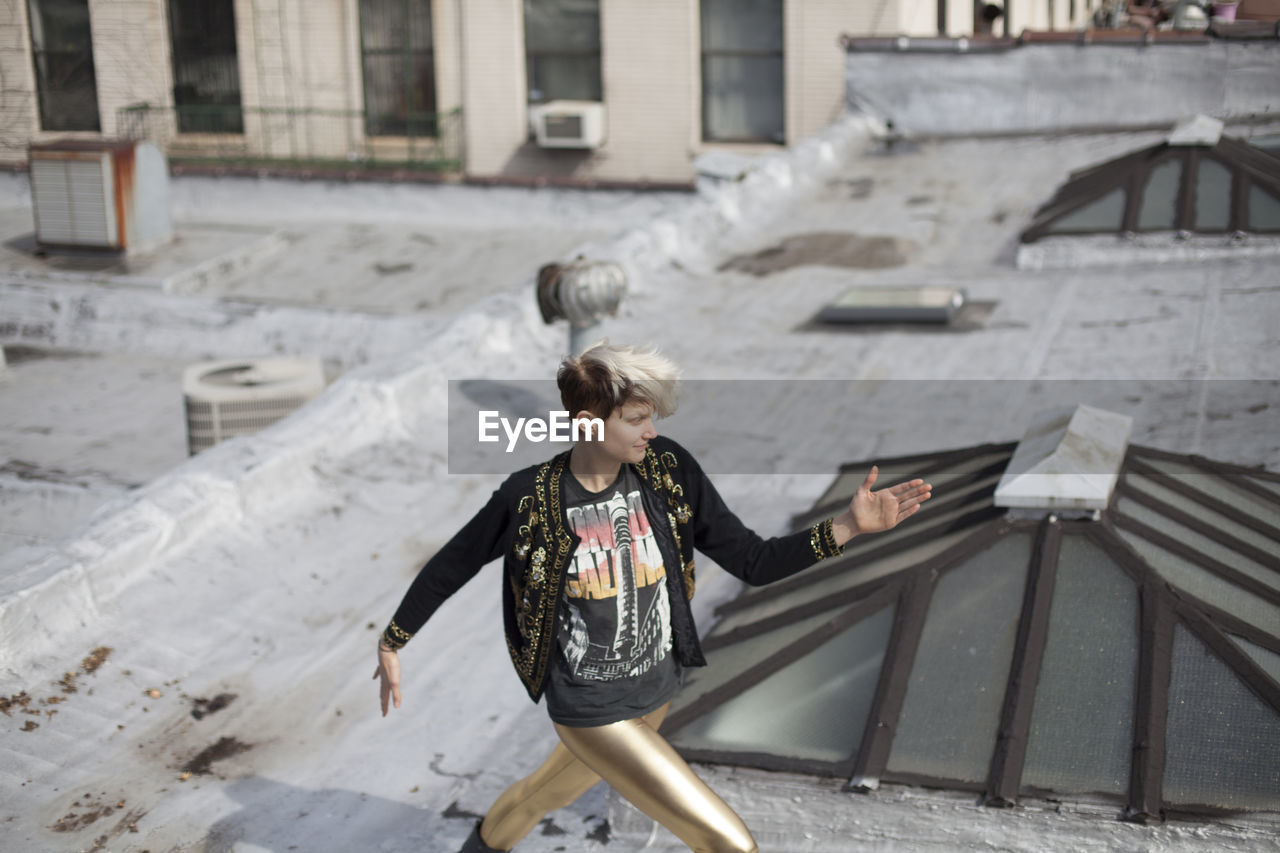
left=833, top=466, right=932, bottom=546
left=373, top=645, right=402, bottom=717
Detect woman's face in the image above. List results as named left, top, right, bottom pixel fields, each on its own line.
left=581, top=399, right=657, bottom=466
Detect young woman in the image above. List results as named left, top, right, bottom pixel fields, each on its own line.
left=374, top=343, right=931, bottom=853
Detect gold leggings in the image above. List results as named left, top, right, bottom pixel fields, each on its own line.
left=478, top=703, right=757, bottom=853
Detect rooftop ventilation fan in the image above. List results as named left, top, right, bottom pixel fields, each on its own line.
left=183, top=357, right=325, bottom=455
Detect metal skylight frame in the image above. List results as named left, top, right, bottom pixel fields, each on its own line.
left=664, top=441, right=1280, bottom=821
left=1020, top=136, right=1280, bottom=242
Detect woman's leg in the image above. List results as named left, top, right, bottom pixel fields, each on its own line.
left=553, top=713, right=756, bottom=853
left=478, top=703, right=672, bottom=850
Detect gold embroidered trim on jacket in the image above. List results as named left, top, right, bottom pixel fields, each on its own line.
left=637, top=447, right=696, bottom=599
left=504, top=453, right=574, bottom=694
left=381, top=620, right=413, bottom=651
left=809, top=517, right=844, bottom=562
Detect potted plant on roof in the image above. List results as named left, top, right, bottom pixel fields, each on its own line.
left=1211, top=0, right=1239, bottom=20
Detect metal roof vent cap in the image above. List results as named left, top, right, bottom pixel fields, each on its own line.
left=994, top=404, right=1132, bottom=515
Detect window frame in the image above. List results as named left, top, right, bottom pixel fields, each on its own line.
left=522, top=0, right=603, bottom=104
left=26, top=0, right=102, bottom=132
left=699, top=0, right=785, bottom=145
left=167, top=0, right=245, bottom=136
left=358, top=0, right=438, bottom=139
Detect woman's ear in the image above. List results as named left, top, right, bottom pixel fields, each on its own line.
left=573, top=410, right=606, bottom=442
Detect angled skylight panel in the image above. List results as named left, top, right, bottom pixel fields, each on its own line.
left=705, top=558, right=894, bottom=643
left=1230, top=634, right=1280, bottom=686
left=807, top=444, right=1015, bottom=516
left=809, top=456, right=953, bottom=515
left=885, top=531, right=1034, bottom=785
left=711, top=523, right=983, bottom=637
left=1242, top=470, right=1280, bottom=499
left=1114, top=524, right=1280, bottom=641
left=1163, top=622, right=1280, bottom=812
left=750, top=485, right=1003, bottom=614
left=1249, top=183, right=1280, bottom=230
left=676, top=607, right=875, bottom=718
left=1044, top=187, right=1127, bottom=235
left=1021, top=534, right=1139, bottom=798
left=1130, top=452, right=1280, bottom=532
left=1121, top=469, right=1280, bottom=566
left=1136, top=158, right=1182, bottom=231
left=1116, top=510, right=1280, bottom=598
left=1194, top=156, right=1233, bottom=231
left=673, top=604, right=896, bottom=767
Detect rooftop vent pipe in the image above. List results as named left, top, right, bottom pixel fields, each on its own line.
left=536, top=259, right=627, bottom=353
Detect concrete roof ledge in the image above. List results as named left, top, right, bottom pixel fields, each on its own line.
left=995, top=404, right=1133, bottom=511
left=0, top=291, right=559, bottom=675
left=1016, top=232, right=1280, bottom=270
left=600, top=115, right=875, bottom=282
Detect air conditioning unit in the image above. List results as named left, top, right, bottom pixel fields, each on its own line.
left=28, top=139, right=172, bottom=252
left=183, top=357, right=326, bottom=455
left=529, top=101, right=607, bottom=149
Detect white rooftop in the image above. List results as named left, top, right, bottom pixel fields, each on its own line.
left=1, top=114, right=1278, bottom=852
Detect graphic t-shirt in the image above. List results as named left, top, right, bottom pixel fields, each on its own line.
left=544, top=466, right=681, bottom=726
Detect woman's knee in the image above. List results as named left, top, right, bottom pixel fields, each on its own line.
left=692, top=832, right=755, bottom=853
left=714, top=827, right=757, bottom=853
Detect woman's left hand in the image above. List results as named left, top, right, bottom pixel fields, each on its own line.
left=832, top=467, right=932, bottom=546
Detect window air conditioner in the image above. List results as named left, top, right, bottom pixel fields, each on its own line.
left=28, top=139, right=172, bottom=252
left=182, top=357, right=326, bottom=455
left=529, top=101, right=607, bottom=149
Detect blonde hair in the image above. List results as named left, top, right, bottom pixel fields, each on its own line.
left=557, top=341, right=680, bottom=419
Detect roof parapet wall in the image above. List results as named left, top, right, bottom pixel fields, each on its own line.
left=840, top=22, right=1279, bottom=53
left=844, top=37, right=1280, bottom=136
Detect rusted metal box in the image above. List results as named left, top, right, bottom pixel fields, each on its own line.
left=28, top=139, right=172, bottom=252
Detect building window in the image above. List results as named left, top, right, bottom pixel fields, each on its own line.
left=168, top=0, right=244, bottom=134
left=26, top=0, right=101, bottom=132
left=701, top=0, right=784, bottom=144
left=524, top=0, right=602, bottom=103
left=359, top=0, right=437, bottom=137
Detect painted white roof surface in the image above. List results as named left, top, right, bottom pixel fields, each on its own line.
left=2, top=115, right=1279, bottom=852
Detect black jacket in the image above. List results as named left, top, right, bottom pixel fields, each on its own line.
left=383, top=435, right=844, bottom=702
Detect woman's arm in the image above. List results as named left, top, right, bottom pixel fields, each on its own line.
left=687, top=448, right=930, bottom=586
left=373, top=487, right=510, bottom=715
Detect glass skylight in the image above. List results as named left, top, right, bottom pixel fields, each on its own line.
left=1023, top=135, right=1280, bottom=241
left=665, top=438, right=1280, bottom=819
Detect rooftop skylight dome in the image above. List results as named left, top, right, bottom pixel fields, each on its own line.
left=1017, top=116, right=1280, bottom=270
left=664, top=404, right=1280, bottom=821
